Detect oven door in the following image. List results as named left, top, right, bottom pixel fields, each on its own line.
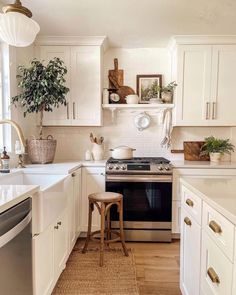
left=106, top=174, right=172, bottom=227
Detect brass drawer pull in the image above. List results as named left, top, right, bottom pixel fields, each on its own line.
left=207, top=267, right=220, bottom=284
left=209, top=220, right=222, bottom=234
left=184, top=217, right=192, bottom=226
left=212, top=102, right=216, bottom=119
left=67, top=102, right=69, bottom=119
left=186, top=198, right=194, bottom=207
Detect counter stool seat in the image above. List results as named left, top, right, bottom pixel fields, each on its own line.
left=89, top=192, right=122, bottom=202
left=82, top=191, right=129, bottom=266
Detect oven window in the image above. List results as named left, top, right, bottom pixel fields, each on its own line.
left=106, top=181, right=172, bottom=222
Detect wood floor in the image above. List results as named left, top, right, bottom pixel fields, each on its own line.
left=77, top=239, right=181, bottom=295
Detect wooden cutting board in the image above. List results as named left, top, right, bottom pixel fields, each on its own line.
left=108, top=58, right=124, bottom=88
left=184, top=141, right=210, bottom=161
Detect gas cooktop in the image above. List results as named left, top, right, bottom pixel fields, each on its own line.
left=107, top=157, right=170, bottom=164
left=106, top=157, right=172, bottom=174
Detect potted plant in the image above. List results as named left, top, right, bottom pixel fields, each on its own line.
left=11, top=58, right=69, bottom=164
left=200, top=136, right=235, bottom=162
left=161, top=81, right=177, bottom=103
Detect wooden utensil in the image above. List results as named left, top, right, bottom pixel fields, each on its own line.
left=109, top=58, right=124, bottom=88
left=108, top=71, right=135, bottom=104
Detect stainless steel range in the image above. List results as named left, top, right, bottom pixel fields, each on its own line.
left=105, top=157, right=173, bottom=242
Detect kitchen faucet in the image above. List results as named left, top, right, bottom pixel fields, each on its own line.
left=0, top=119, right=26, bottom=168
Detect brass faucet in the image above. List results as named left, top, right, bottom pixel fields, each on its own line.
left=0, top=119, right=26, bottom=168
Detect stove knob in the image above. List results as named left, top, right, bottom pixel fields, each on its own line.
left=165, top=165, right=170, bottom=171
left=108, top=166, right=113, bottom=170
left=158, top=165, right=163, bottom=171
left=115, top=166, right=120, bottom=170
left=121, top=165, right=126, bottom=170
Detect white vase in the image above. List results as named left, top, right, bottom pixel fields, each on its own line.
left=210, top=152, right=222, bottom=163
left=92, top=143, right=104, bottom=161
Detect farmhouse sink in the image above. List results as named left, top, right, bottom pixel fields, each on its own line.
left=0, top=171, right=70, bottom=234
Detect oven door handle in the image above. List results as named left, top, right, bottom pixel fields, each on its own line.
left=106, top=175, right=172, bottom=183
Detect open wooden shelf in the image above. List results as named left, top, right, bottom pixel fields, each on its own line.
left=102, top=103, right=174, bottom=110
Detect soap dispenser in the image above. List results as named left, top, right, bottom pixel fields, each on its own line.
left=1, top=147, right=10, bottom=173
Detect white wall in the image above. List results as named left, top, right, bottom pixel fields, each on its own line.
left=42, top=47, right=233, bottom=162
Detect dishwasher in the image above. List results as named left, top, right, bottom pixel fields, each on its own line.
left=0, top=198, right=33, bottom=295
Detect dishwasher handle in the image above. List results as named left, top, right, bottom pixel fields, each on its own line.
left=0, top=211, right=31, bottom=248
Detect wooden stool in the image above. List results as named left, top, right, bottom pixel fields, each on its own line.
left=82, top=192, right=129, bottom=266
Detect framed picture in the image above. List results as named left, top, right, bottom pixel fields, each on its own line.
left=136, top=75, right=162, bottom=103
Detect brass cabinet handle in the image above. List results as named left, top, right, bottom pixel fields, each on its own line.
left=71, top=172, right=76, bottom=177
left=207, top=267, right=220, bottom=284
left=206, top=102, right=210, bottom=120
left=54, top=225, right=59, bottom=230
left=186, top=198, right=194, bottom=207
left=73, top=102, right=76, bottom=119
left=212, top=102, right=216, bottom=119
left=209, top=220, right=222, bottom=234
left=184, top=217, right=192, bottom=226
left=67, top=102, right=69, bottom=119
left=57, top=221, right=62, bottom=226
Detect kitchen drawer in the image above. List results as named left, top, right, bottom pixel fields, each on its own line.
left=181, top=185, right=202, bottom=225
left=201, top=231, right=233, bottom=295
left=203, top=202, right=235, bottom=262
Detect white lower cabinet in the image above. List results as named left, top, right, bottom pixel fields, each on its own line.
left=180, top=207, right=201, bottom=295
left=54, top=209, right=69, bottom=281
left=33, top=209, right=68, bottom=295
left=80, top=167, right=105, bottom=232
left=180, top=181, right=236, bottom=295
left=201, top=231, right=233, bottom=295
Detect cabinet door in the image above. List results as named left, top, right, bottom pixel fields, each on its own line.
left=201, top=231, right=233, bottom=295
left=172, top=200, right=181, bottom=234
left=73, top=169, right=82, bottom=234
left=39, top=46, right=71, bottom=126
left=54, top=209, right=68, bottom=280
left=211, top=45, right=236, bottom=125
left=81, top=167, right=105, bottom=231
left=33, top=223, right=54, bottom=295
left=70, top=46, right=102, bottom=126
left=175, top=45, right=212, bottom=126
left=67, top=174, right=76, bottom=252
left=180, top=208, right=201, bottom=295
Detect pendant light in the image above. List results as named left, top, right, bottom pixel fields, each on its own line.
left=0, top=0, right=40, bottom=47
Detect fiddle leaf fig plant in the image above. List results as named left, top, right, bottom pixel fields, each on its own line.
left=11, top=58, right=69, bottom=139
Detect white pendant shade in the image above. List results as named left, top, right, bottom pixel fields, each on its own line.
left=0, top=12, right=40, bottom=47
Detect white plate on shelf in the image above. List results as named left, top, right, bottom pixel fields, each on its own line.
left=134, top=112, right=151, bottom=131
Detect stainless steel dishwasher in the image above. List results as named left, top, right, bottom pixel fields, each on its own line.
left=0, top=198, right=33, bottom=295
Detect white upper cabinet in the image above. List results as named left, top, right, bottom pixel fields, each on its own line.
left=37, top=39, right=104, bottom=126
left=70, top=46, right=102, bottom=126
left=39, top=46, right=71, bottom=126
left=172, top=37, right=236, bottom=126
left=175, top=45, right=212, bottom=125
left=211, top=45, right=236, bottom=125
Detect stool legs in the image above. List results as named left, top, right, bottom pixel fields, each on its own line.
left=119, top=199, right=129, bottom=257
left=106, top=208, right=111, bottom=248
left=82, top=200, right=93, bottom=254
left=100, top=202, right=105, bottom=266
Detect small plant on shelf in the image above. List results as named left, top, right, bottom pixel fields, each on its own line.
left=161, top=81, right=177, bottom=103
left=200, top=136, right=235, bottom=162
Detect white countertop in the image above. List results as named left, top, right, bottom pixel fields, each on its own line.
left=172, top=160, right=236, bottom=169
left=21, top=160, right=106, bottom=174
left=180, top=177, right=236, bottom=225
left=0, top=185, right=39, bottom=214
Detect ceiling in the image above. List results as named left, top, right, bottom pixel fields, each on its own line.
left=1, top=0, right=236, bottom=47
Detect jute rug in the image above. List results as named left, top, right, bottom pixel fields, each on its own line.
left=53, top=243, right=139, bottom=295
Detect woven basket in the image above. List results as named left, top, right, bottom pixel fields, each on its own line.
left=27, top=135, right=57, bottom=164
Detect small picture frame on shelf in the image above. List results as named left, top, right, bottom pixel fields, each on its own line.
left=136, top=74, right=162, bottom=103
